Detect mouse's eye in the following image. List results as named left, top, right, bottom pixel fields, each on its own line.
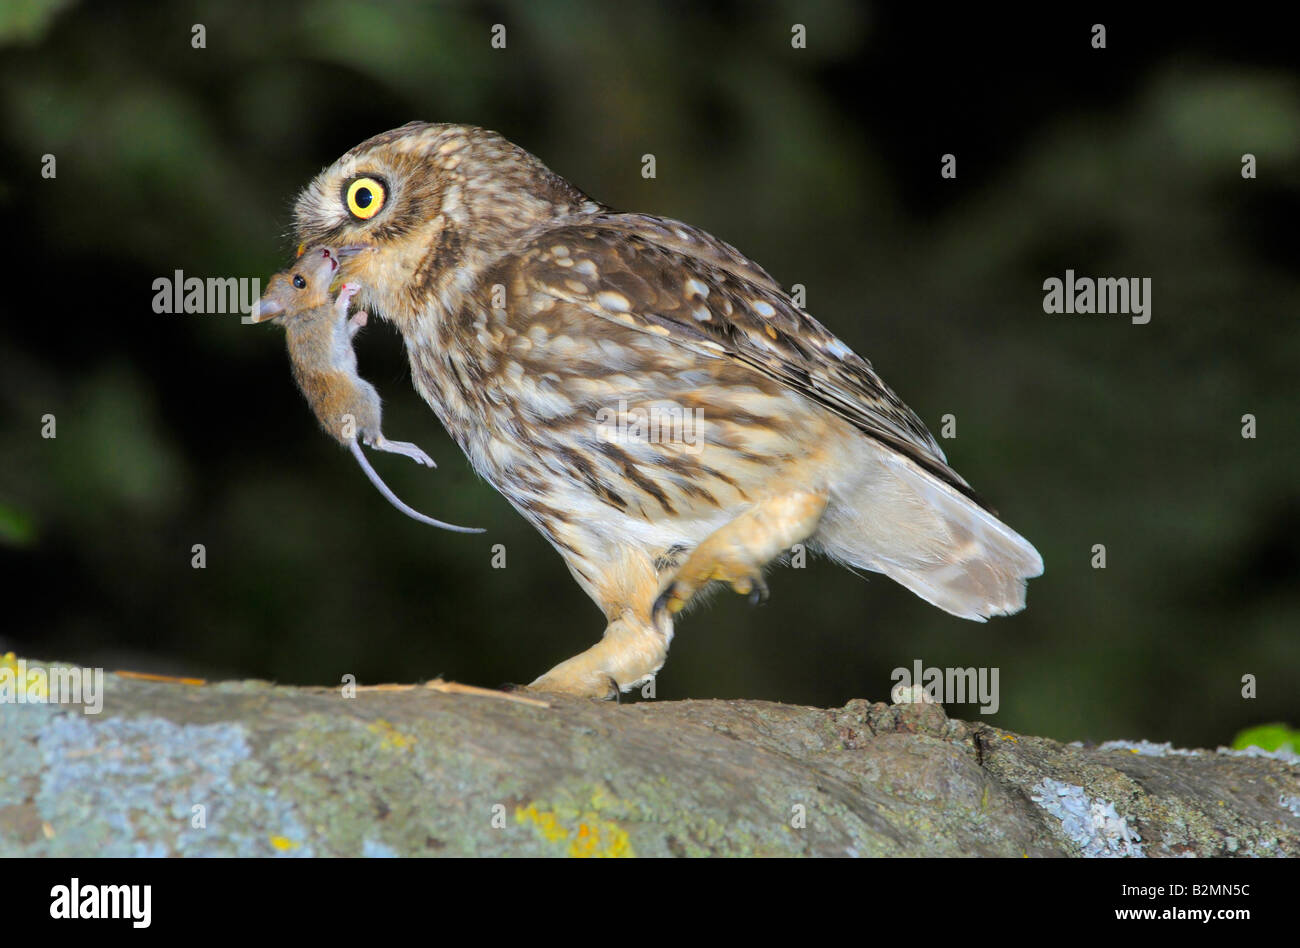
left=292, top=275, right=306, bottom=289
left=344, top=176, right=386, bottom=220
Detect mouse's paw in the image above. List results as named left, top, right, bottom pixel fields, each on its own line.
left=371, top=436, right=436, bottom=468
left=335, top=282, right=361, bottom=315
left=347, top=309, right=369, bottom=339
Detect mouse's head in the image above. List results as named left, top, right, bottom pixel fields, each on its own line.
left=249, top=246, right=343, bottom=323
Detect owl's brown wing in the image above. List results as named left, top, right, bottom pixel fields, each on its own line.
left=513, top=213, right=991, bottom=510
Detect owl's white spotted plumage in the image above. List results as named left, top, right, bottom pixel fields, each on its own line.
left=289, top=121, right=1043, bottom=698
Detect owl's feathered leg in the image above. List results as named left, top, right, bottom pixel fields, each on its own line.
left=653, top=490, right=828, bottom=622
left=527, top=548, right=673, bottom=699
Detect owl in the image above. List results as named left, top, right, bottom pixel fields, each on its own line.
left=290, top=122, right=1043, bottom=698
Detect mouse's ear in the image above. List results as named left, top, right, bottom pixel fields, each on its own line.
left=248, top=296, right=284, bottom=323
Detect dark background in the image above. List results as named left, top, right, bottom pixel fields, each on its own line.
left=1, top=1, right=1296, bottom=746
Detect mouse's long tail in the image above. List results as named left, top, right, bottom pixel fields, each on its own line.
left=348, top=440, right=484, bottom=534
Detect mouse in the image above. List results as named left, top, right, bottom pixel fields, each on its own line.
left=251, top=247, right=483, bottom=534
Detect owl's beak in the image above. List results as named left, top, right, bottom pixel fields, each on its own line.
left=335, top=244, right=377, bottom=260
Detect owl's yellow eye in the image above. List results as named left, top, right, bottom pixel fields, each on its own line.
left=345, top=177, right=386, bottom=220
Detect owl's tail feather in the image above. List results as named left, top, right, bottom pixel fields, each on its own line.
left=820, top=451, right=1043, bottom=620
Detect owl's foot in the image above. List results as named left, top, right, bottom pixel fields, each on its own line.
left=655, top=555, right=770, bottom=616
left=527, top=611, right=669, bottom=700
left=653, top=490, right=828, bottom=622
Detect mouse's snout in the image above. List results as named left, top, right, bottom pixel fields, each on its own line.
left=247, top=298, right=282, bottom=323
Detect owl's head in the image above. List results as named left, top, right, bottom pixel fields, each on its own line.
left=292, top=122, right=600, bottom=326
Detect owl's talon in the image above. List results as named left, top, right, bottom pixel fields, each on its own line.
left=656, top=562, right=769, bottom=616
left=528, top=614, right=666, bottom=700
left=651, top=493, right=826, bottom=619
left=652, top=583, right=686, bottom=624
left=731, top=574, right=768, bottom=602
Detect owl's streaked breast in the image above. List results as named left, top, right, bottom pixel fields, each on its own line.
left=393, top=263, right=843, bottom=566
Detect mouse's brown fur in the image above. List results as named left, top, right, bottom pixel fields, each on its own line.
left=253, top=247, right=382, bottom=445
left=250, top=248, right=480, bottom=533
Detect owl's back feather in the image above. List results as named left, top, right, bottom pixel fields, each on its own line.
left=513, top=217, right=991, bottom=505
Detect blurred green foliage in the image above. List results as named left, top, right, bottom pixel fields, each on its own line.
left=1232, top=723, right=1298, bottom=755
left=0, top=0, right=75, bottom=44
left=1, top=1, right=1296, bottom=747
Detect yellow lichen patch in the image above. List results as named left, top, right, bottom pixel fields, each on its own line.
left=516, top=803, right=634, bottom=858
left=517, top=804, right=569, bottom=844
left=0, top=652, right=48, bottom=700
left=367, top=719, right=415, bottom=751
left=269, top=835, right=299, bottom=851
